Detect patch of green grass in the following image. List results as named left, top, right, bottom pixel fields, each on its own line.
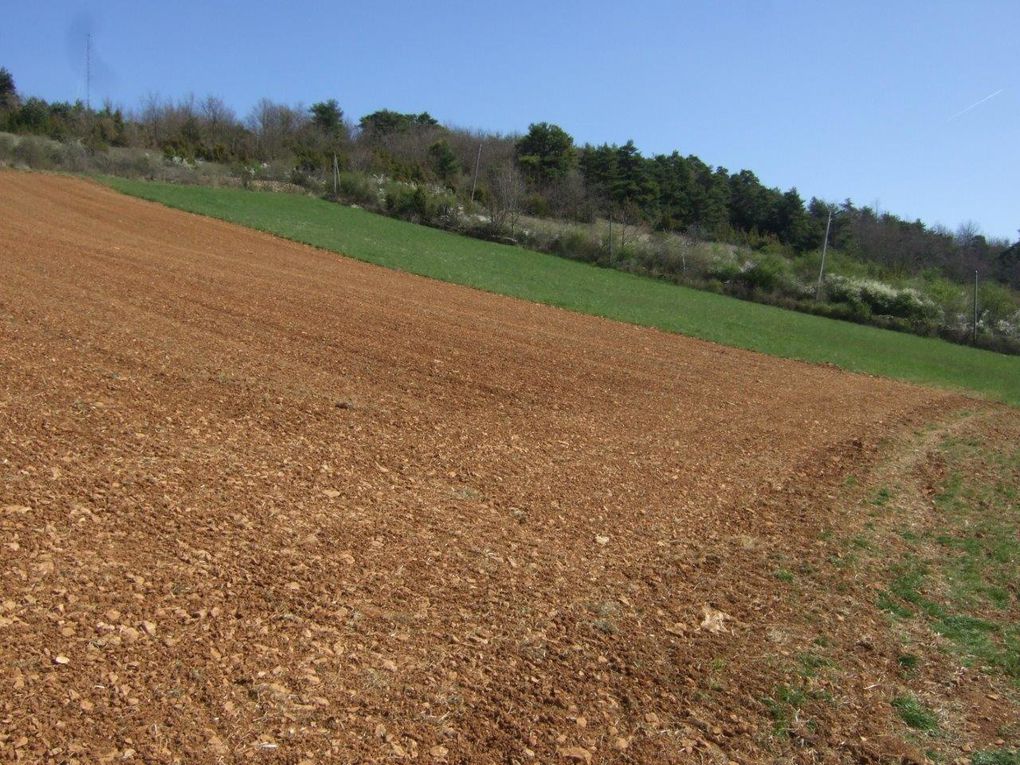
left=889, top=559, right=929, bottom=607
left=972, top=750, right=1020, bottom=765
left=928, top=443, right=1020, bottom=681
left=897, top=653, right=920, bottom=673
left=935, top=471, right=964, bottom=505
left=985, top=587, right=1012, bottom=609
left=762, top=681, right=833, bottom=738
left=871, top=487, right=893, bottom=507
left=99, top=177, right=1020, bottom=405
left=934, top=613, right=996, bottom=643
left=796, top=652, right=833, bottom=677
left=706, top=657, right=728, bottom=691
left=878, top=557, right=939, bottom=620
left=934, top=469, right=1019, bottom=614
left=762, top=696, right=791, bottom=737
left=774, top=569, right=795, bottom=583
left=878, top=589, right=914, bottom=618
left=875, top=429, right=1020, bottom=686
left=776, top=684, right=808, bottom=707
left=891, top=694, right=938, bottom=731
left=763, top=684, right=807, bottom=737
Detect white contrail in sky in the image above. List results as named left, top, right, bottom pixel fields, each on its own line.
left=947, top=89, right=1004, bottom=121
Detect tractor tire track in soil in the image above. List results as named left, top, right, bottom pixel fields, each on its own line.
left=0, top=172, right=965, bottom=762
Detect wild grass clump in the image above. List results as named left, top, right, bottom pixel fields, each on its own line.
left=891, top=694, right=938, bottom=731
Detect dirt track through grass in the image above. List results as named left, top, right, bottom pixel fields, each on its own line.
left=0, top=172, right=1007, bottom=763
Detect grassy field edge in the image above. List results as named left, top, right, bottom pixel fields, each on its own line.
left=98, top=176, right=1020, bottom=405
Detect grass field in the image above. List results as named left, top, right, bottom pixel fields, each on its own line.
left=102, top=177, right=1020, bottom=405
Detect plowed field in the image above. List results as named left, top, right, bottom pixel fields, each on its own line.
left=0, top=172, right=993, bottom=763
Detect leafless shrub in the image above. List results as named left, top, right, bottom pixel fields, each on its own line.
left=487, top=161, right=525, bottom=236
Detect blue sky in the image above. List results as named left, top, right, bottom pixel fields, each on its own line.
left=3, top=1, right=1017, bottom=240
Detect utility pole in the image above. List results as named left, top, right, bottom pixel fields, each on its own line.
left=608, top=210, right=614, bottom=260
left=332, top=153, right=339, bottom=197
left=815, top=210, right=832, bottom=301
left=469, top=142, right=482, bottom=204
left=973, top=270, right=978, bottom=344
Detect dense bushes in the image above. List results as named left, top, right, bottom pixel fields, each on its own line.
left=383, top=182, right=457, bottom=227
left=336, top=172, right=379, bottom=207
left=551, top=231, right=603, bottom=263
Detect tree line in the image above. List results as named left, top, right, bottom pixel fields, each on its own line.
left=1, top=65, right=1016, bottom=293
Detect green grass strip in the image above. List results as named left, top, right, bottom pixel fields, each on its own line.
left=101, top=177, right=1020, bottom=405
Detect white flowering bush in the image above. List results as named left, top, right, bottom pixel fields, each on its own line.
left=994, top=311, right=1020, bottom=337
left=826, top=276, right=940, bottom=321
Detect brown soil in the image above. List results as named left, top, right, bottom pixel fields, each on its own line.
left=0, top=172, right=1009, bottom=764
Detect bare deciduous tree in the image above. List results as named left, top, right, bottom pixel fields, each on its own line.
left=487, top=161, right=525, bottom=237
left=201, top=96, right=235, bottom=129
left=246, top=98, right=307, bottom=160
